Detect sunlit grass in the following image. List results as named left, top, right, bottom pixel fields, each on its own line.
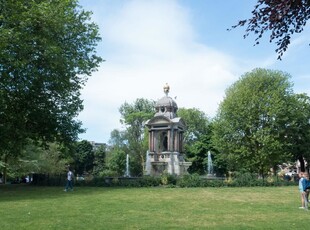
left=0, top=185, right=308, bottom=229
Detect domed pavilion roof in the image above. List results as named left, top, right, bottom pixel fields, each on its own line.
left=154, top=83, right=178, bottom=119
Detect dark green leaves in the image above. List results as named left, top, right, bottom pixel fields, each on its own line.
left=0, top=0, right=102, bottom=165
left=212, top=68, right=295, bottom=175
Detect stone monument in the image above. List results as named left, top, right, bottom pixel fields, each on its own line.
left=144, top=83, right=191, bottom=176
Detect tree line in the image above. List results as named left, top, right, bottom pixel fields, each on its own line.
left=1, top=68, right=310, bottom=182
left=99, top=68, right=310, bottom=178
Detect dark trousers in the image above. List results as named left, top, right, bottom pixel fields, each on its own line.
left=65, top=180, right=73, bottom=191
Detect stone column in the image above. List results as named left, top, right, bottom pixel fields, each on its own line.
left=151, top=131, right=154, bottom=152
left=167, top=130, right=170, bottom=151
left=149, top=130, right=152, bottom=151
left=174, top=131, right=178, bottom=152
left=170, top=128, right=174, bottom=152
left=153, top=131, right=155, bottom=152
left=173, top=130, right=177, bottom=152
left=179, top=132, right=183, bottom=152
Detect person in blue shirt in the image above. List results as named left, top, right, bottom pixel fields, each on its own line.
left=298, top=172, right=309, bottom=210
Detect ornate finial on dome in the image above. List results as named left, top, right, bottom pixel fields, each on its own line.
left=163, top=83, right=170, bottom=96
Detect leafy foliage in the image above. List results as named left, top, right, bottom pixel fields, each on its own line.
left=74, top=140, right=94, bottom=175
left=178, top=108, right=212, bottom=174
left=177, top=108, right=209, bottom=144
left=92, top=144, right=107, bottom=176
left=176, top=173, right=202, bottom=187
left=0, top=0, right=102, bottom=161
left=5, top=141, right=71, bottom=180
left=186, top=135, right=210, bottom=175
left=212, top=68, right=296, bottom=176
left=231, top=0, right=310, bottom=59
left=118, top=98, right=155, bottom=176
left=106, top=148, right=126, bottom=176
left=284, top=93, right=310, bottom=171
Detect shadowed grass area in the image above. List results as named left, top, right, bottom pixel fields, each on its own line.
left=0, top=185, right=308, bottom=229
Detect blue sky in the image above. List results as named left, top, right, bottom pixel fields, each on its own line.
left=77, top=0, right=310, bottom=143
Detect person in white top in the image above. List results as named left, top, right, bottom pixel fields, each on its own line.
left=64, top=167, right=74, bottom=192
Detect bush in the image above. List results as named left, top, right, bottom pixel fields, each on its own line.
left=139, top=176, right=161, bottom=187
left=177, top=173, right=202, bottom=187
left=200, top=179, right=226, bottom=187
left=160, top=171, right=177, bottom=186
left=231, top=172, right=257, bottom=187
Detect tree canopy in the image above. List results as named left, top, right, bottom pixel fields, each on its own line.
left=212, top=68, right=300, bottom=176
left=118, top=98, right=155, bottom=176
left=74, top=140, right=94, bottom=175
left=232, top=0, right=310, bottom=59
left=284, top=93, right=310, bottom=171
left=177, top=108, right=211, bottom=174
left=177, top=108, right=209, bottom=145
left=0, top=0, right=102, bottom=155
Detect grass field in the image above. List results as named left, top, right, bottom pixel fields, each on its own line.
left=0, top=184, right=308, bottom=229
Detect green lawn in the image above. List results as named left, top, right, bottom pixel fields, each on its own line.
left=0, top=185, right=308, bottom=230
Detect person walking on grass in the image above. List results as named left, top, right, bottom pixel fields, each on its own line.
left=298, top=172, right=309, bottom=210
left=64, top=167, right=74, bottom=192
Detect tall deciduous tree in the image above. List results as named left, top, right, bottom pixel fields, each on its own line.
left=74, top=140, right=94, bottom=175
left=177, top=108, right=210, bottom=145
left=0, top=0, right=102, bottom=182
left=212, top=68, right=295, bottom=176
left=107, top=148, right=126, bottom=176
left=103, top=129, right=128, bottom=176
left=231, top=0, right=310, bottom=59
left=284, top=93, right=310, bottom=172
left=92, top=144, right=107, bottom=176
left=108, top=129, right=128, bottom=150
left=177, top=108, right=212, bottom=174
left=119, top=98, right=155, bottom=176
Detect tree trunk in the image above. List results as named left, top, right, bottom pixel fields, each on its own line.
left=298, top=155, right=305, bottom=172
left=3, top=154, right=8, bottom=184
left=272, top=165, right=277, bottom=176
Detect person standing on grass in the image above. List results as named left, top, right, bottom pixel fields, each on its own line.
left=64, top=167, right=74, bottom=192
left=298, top=172, right=309, bottom=210
left=304, top=173, right=310, bottom=208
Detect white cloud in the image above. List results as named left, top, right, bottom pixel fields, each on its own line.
left=78, top=0, right=245, bottom=143
left=105, top=0, right=194, bottom=55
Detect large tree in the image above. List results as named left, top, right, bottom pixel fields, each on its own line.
left=177, top=108, right=212, bottom=175
left=92, top=144, right=107, bottom=176
left=212, top=68, right=295, bottom=176
left=0, top=0, right=102, bottom=181
left=118, top=98, right=155, bottom=176
left=74, top=140, right=94, bottom=175
left=231, top=0, right=310, bottom=59
left=177, top=108, right=210, bottom=145
left=284, top=93, right=310, bottom=172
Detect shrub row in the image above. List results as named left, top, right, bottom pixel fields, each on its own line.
left=31, top=173, right=298, bottom=188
